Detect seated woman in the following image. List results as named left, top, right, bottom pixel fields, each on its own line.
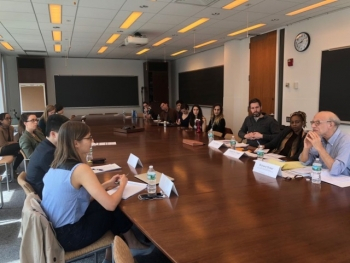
left=176, top=103, right=190, bottom=127
left=38, top=105, right=55, bottom=135
left=263, top=111, right=307, bottom=160
left=206, top=104, right=226, bottom=135
left=0, top=113, right=23, bottom=172
left=54, top=103, right=64, bottom=115
left=142, top=101, right=157, bottom=119
left=19, top=113, right=45, bottom=158
left=189, top=104, right=206, bottom=132
left=41, top=121, right=153, bottom=261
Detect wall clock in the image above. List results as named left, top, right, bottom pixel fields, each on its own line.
left=294, top=32, right=310, bottom=52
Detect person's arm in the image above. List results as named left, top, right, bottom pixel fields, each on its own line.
left=19, top=134, right=34, bottom=158
left=0, top=129, right=8, bottom=147
left=264, top=127, right=289, bottom=151
left=72, top=164, right=128, bottom=211
left=299, top=131, right=316, bottom=164
left=202, top=116, right=207, bottom=132
left=328, top=140, right=350, bottom=175
left=260, top=118, right=281, bottom=141
left=218, top=119, right=226, bottom=134
left=238, top=117, right=248, bottom=139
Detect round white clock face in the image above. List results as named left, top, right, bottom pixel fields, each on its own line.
left=294, top=32, right=310, bottom=52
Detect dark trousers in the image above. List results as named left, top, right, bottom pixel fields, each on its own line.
left=0, top=143, right=23, bottom=170
left=55, top=200, right=132, bottom=252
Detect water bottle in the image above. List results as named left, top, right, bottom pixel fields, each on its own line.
left=230, top=136, right=236, bottom=150
left=86, top=147, right=93, bottom=163
left=311, top=158, right=322, bottom=184
left=147, top=165, right=156, bottom=197
left=163, top=120, right=167, bottom=127
left=157, top=114, right=160, bottom=122
left=257, top=145, right=264, bottom=161
left=208, top=129, right=214, bottom=143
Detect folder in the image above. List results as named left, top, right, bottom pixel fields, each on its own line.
left=182, top=139, right=204, bottom=146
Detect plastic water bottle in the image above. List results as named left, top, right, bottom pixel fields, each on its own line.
left=164, top=120, right=167, bottom=127
left=157, top=114, right=160, bottom=122
left=311, top=158, right=322, bottom=184
left=86, top=147, right=93, bottom=163
left=147, top=165, right=156, bottom=197
left=257, top=145, right=264, bottom=161
left=208, top=129, right=214, bottom=143
left=230, top=136, right=236, bottom=150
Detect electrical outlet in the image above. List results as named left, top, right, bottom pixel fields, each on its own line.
left=286, top=116, right=290, bottom=122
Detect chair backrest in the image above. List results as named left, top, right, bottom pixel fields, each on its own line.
left=113, top=235, right=135, bottom=263
left=17, top=172, right=35, bottom=196
left=20, top=149, right=30, bottom=172
left=225, top=128, right=233, bottom=135
left=213, top=131, right=223, bottom=137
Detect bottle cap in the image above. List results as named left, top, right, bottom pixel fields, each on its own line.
left=149, top=165, right=153, bottom=168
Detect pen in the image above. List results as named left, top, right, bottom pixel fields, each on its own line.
left=115, top=173, right=129, bottom=185
left=92, top=168, right=103, bottom=171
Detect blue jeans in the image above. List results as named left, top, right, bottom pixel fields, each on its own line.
left=55, top=200, right=132, bottom=251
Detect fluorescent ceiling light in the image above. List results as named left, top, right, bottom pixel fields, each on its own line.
left=120, top=12, right=142, bottom=29
left=178, top=18, right=209, bottom=33
left=49, top=4, right=62, bottom=24
left=153, top=37, right=172, bottom=47
left=171, top=50, right=188, bottom=56
left=136, top=48, right=150, bottom=55
left=106, top=34, right=120, bottom=44
left=52, top=31, right=61, bottom=41
left=222, top=0, right=249, bottom=10
left=286, top=0, right=337, bottom=16
left=194, top=40, right=217, bottom=48
left=54, top=44, right=61, bottom=52
left=227, top=23, right=266, bottom=36
left=1, top=42, right=14, bottom=51
left=98, top=46, right=108, bottom=54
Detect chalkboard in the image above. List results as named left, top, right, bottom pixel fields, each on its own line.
left=179, top=66, right=223, bottom=106
left=54, top=76, right=139, bottom=107
left=320, top=49, right=350, bottom=122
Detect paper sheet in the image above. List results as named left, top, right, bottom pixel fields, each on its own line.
left=91, top=163, right=121, bottom=173
left=107, top=181, right=147, bottom=199
left=92, top=142, right=117, bottom=146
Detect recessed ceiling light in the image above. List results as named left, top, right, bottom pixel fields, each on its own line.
left=194, top=40, right=217, bottom=48
left=49, top=4, right=62, bottom=24
left=178, top=18, right=209, bottom=33
left=223, top=0, right=248, bottom=10
left=153, top=37, right=172, bottom=46
left=1, top=42, right=14, bottom=51
left=286, top=0, right=337, bottom=16
left=227, top=23, right=266, bottom=36
left=171, top=50, right=187, bottom=56
left=136, top=48, right=150, bottom=55
left=120, top=12, right=143, bottom=29
left=98, top=46, right=108, bottom=54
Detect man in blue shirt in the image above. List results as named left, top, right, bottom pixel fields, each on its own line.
left=299, top=111, right=350, bottom=176
left=26, top=114, right=69, bottom=198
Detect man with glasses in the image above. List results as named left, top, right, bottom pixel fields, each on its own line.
left=299, top=111, right=350, bottom=176
left=26, top=114, right=69, bottom=198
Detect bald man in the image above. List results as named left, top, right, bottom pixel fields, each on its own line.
left=299, top=111, right=350, bottom=176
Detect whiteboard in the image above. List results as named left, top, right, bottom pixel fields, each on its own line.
left=19, top=83, right=46, bottom=112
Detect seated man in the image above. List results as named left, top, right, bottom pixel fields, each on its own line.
left=299, top=111, right=350, bottom=176
left=159, top=102, right=178, bottom=123
left=26, top=114, right=69, bottom=198
left=238, top=98, right=280, bottom=147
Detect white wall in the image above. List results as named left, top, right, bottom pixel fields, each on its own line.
left=45, top=57, right=144, bottom=117
left=172, top=46, right=224, bottom=121
left=283, top=8, right=350, bottom=133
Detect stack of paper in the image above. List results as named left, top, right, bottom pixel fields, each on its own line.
left=91, top=163, right=121, bottom=173
left=107, top=181, right=147, bottom=199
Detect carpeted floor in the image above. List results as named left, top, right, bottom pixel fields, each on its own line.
left=0, top=167, right=171, bottom=263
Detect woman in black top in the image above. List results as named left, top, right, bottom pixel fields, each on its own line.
left=206, top=104, right=226, bottom=135
left=176, top=103, right=190, bottom=127
left=264, top=111, right=307, bottom=160
left=188, top=104, right=206, bottom=132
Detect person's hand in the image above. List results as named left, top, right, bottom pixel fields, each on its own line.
left=202, top=117, right=206, bottom=122
left=176, top=119, right=180, bottom=125
left=245, top=132, right=254, bottom=139
left=252, top=132, right=263, bottom=139
left=305, top=131, right=323, bottom=151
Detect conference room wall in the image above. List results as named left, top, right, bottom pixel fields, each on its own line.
left=172, top=46, right=224, bottom=125
left=283, top=8, right=350, bottom=133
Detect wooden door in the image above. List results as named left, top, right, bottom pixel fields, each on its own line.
left=249, top=31, right=277, bottom=115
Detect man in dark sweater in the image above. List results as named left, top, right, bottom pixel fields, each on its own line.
left=159, top=102, right=178, bottom=123
left=238, top=98, right=280, bottom=147
left=26, top=114, right=69, bottom=198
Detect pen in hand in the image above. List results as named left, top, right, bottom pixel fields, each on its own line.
left=115, top=173, right=129, bottom=185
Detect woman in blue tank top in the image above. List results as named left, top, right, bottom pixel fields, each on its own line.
left=41, top=121, right=153, bottom=263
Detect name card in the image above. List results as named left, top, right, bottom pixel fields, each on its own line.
left=253, top=160, right=282, bottom=178
left=223, top=149, right=244, bottom=159
left=208, top=140, right=223, bottom=149
left=127, top=153, right=143, bottom=168
left=159, top=173, right=179, bottom=197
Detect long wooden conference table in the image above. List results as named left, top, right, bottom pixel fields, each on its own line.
left=83, top=114, right=350, bottom=263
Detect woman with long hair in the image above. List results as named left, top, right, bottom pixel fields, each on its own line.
left=38, top=105, right=55, bottom=135
left=264, top=111, right=307, bottom=160
left=18, top=113, right=45, bottom=158
left=176, top=103, right=190, bottom=127
left=206, top=104, right=226, bottom=135
left=0, top=113, right=23, bottom=172
left=41, top=121, right=153, bottom=262
left=188, top=104, right=206, bottom=132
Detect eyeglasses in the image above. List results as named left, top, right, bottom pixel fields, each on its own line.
left=25, top=119, right=39, bottom=123
left=310, top=120, right=331, bottom=126
left=284, top=174, right=304, bottom=181
left=82, top=135, right=93, bottom=141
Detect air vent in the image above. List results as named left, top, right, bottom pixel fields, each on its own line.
left=175, top=0, right=219, bottom=6
left=24, top=50, right=48, bottom=56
